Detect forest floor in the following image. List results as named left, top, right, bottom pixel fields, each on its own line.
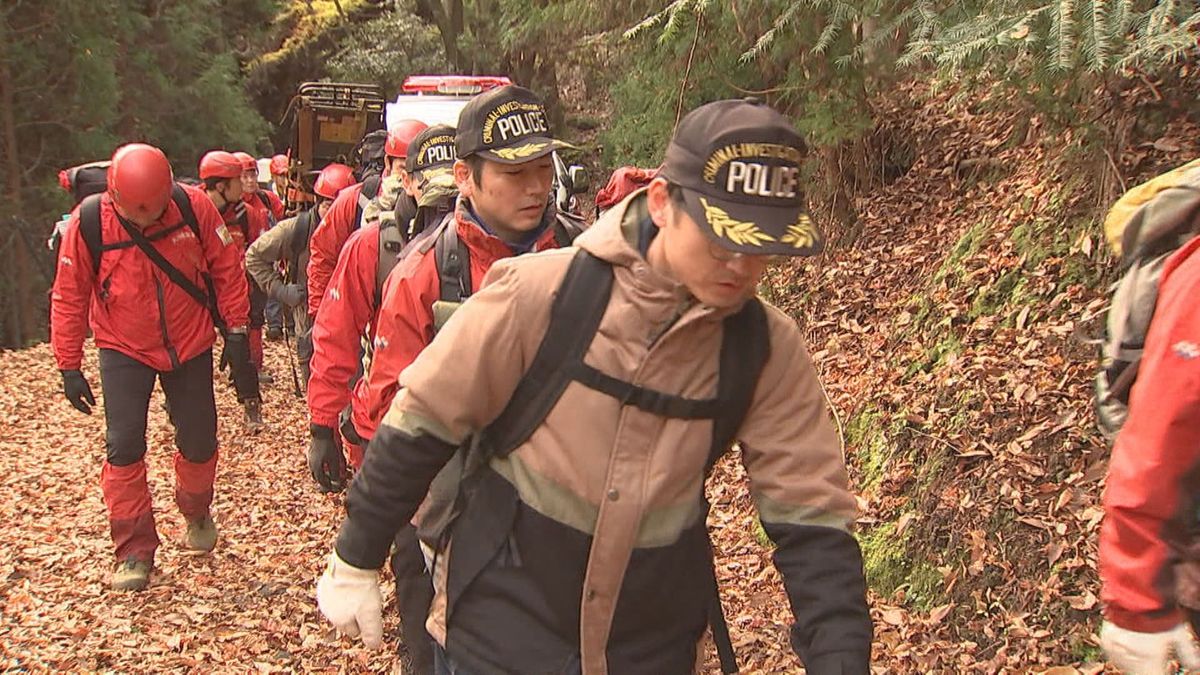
left=5, top=75, right=1200, bottom=672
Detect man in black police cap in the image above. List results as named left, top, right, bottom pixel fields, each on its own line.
left=317, top=96, right=870, bottom=675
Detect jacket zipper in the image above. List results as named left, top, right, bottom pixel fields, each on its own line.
left=154, top=276, right=182, bottom=370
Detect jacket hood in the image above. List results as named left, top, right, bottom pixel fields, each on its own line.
left=574, top=188, right=693, bottom=304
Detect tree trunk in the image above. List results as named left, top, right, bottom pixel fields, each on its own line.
left=415, top=0, right=463, bottom=70
left=0, top=16, right=37, bottom=347
left=534, top=55, right=565, bottom=132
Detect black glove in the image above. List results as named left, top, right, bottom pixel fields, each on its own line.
left=275, top=283, right=306, bottom=308
left=308, top=424, right=348, bottom=493
left=61, top=369, right=96, bottom=415
left=221, top=332, right=260, bottom=402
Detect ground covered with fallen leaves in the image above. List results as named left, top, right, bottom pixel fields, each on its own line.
left=5, top=75, right=1200, bottom=673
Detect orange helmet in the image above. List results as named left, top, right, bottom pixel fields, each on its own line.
left=269, top=154, right=289, bottom=176
left=108, top=144, right=173, bottom=224
left=232, top=151, right=257, bottom=173
left=314, top=163, right=355, bottom=200
left=199, top=151, right=243, bottom=180
left=385, top=119, right=429, bottom=159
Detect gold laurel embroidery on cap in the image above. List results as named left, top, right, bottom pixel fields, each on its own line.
left=781, top=213, right=818, bottom=248
left=700, top=197, right=776, bottom=247
left=491, top=142, right=548, bottom=161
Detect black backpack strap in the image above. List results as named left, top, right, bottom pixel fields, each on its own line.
left=434, top=219, right=471, bottom=305
left=353, top=174, right=383, bottom=232
left=254, top=190, right=277, bottom=228
left=376, top=218, right=406, bottom=308
left=79, top=193, right=194, bottom=276
left=171, top=185, right=202, bottom=238
left=569, top=362, right=723, bottom=419
left=169, top=185, right=221, bottom=320
left=707, top=299, right=770, bottom=469
left=289, top=209, right=315, bottom=283
left=80, top=195, right=104, bottom=276
left=482, top=251, right=613, bottom=458
left=114, top=207, right=227, bottom=333
left=705, top=298, right=770, bottom=675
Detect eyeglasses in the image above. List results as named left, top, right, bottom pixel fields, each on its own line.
left=707, top=240, right=781, bottom=266
left=707, top=240, right=747, bottom=262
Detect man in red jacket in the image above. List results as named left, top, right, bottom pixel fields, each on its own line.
left=233, top=151, right=279, bottom=375
left=315, top=85, right=579, bottom=671
left=1100, top=233, right=1200, bottom=674
left=306, top=120, right=428, bottom=319
left=353, top=85, right=579, bottom=448
left=306, top=124, right=459, bottom=489
left=51, top=143, right=259, bottom=592
left=202, top=151, right=272, bottom=397
left=235, top=151, right=285, bottom=223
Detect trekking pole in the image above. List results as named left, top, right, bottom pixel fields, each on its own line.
left=280, top=314, right=303, bottom=398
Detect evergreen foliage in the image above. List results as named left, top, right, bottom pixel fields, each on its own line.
left=901, top=0, right=1200, bottom=78
left=0, top=0, right=274, bottom=345
left=327, top=2, right=451, bottom=92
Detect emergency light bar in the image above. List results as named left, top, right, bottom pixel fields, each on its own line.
left=401, top=75, right=513, bottom=96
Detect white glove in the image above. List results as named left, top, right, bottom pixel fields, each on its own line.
left=1101, top=621, right=1200, bottom=674
left=316, top=552, right=384, bottom=649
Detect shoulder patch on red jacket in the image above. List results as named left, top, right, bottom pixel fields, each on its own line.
left=1173, top=341, right=1200, bottom=360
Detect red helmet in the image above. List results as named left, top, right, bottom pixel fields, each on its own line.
left=385, top=119, right=429, bottom=159
left=107, top=144, right=174, bottom=224
left=269, top=154, right=289, bottom=176
left=199, top=150, right=243, bottom=180
left=232, top=151, right=257, bottom=173
left=314, top=163, right=355, bottom=200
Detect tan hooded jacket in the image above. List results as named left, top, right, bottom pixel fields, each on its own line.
left=337, top=190, right=871, bottom=674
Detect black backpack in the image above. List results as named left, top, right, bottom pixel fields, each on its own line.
left=419, top=250, right=770, bottom=674
left=79, top=185, right=225, bottom=333
left=374, top=194, right=454, bottom=308
left=354, top=129, right=388, bottom=181
left=1094, top=166, right=1200, bottom=437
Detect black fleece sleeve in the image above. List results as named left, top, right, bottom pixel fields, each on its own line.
left=763, top=522, right=873, bottom=674
left=335, top=425, right=458, bottom=569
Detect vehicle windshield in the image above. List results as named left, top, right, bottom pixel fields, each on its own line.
left=386, top=97, right=472, bottom=130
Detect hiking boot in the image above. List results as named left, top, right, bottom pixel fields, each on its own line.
left=265, top=326, right=284, bottom=341
left=112, top=558, right=152, bottom=591
left=244, top=398, right=264, bottom=432
left=184, top=515, right=218, bottom=552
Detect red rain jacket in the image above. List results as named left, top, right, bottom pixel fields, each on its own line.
left=1100, top=235, right=1200, bottom=632
left=306, top=222, right=384, bottom=428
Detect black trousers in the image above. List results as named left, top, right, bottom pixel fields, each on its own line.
left=98, top=348, right=217, bottom=466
